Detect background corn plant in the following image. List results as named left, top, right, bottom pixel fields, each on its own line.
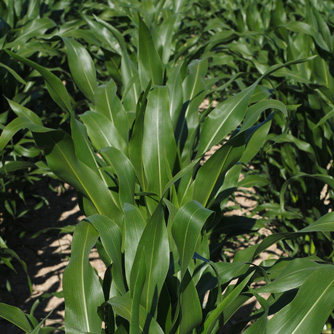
left=1, top=0, right=334, bottom=333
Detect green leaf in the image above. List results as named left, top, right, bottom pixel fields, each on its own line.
left=243, top=289, right=269, bottom=334
left=267, top=266, right=334, bottom=334
left=238, top=175, right=270, bottom=188
left=130, top=204, right=169, bottom=313
left=62, top=38, right=97, bottom=102
left=6, top=99, right=43, bottom=126
left=197, top=85, right=254, bottom=157
left=93, top=15, right=140, bottom=112
left=87, top=214, right=125, bottom=295
left=257, top=258, right=327, bottom=294
left=240, top=116, right=272, bottom=163
left=201, top=272, right=254, bottom=333
left=6, top=50, right=72, bottom=114
left=94, top=79, right=129, bottom=141
left=130, top=252, right=146, bottom=334
left=80, top=111, right=127, bottom=153
left=0, top=62, right=27, bottom=84
left=123, top=204, right=147, bottom=285
left=284, top=21, right=330, bottom=52
left=193, top=133, right=245, bottom=206
left=0, top=303, right=33, bottom=332
left=138, top=15, right=163, bottom=88
left=107, top=296, right=164, bottom=334
left=0, top=117, right=36, bottom=151
left=240, top=99, right=287, bottom=132
left=142, top=86, right=176, bottom=196
left=179, top=270, right=203, bottom=334
left=172, top=201, right=213, bottom=278
left=5, top=18, right=56, bottom=48
left=34, top=130, right=122, bottom=224
left=300, top=212, right=334, bottom=233
left=167, top=62, right=185, bottom=132
left=0, top=161, right=34, bottom=173
left=180, top=58, right=208, bottom=164
left=70, top=117, right=100, bottom=172
left=63, top=221, right=104, bottom=334
left=100, top=147, right=136, bottom=207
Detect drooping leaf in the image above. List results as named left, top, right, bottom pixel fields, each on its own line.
left=34, top=130, right=122, bottom=224
left=94, top=79, right=129, bottom=141
left=0, top=303, right=33, bottom=333
left=63, top=221, right=104, bottom=334
left=193, top=133, right=245, bottom=206
left=100, top=147, right=136, bottom=207
left=172, top=200, right=213, bottom=277
left=80, top=111, right=127, bottom=153
left=107, top=296, right=164, bottom=334
left=6, top=50, right=72, bottom=113
left=179, top=270, right=203, bottom=334
left=267, top=266, right=334, bottom=334
left=63, top=37, right=97, bottom=102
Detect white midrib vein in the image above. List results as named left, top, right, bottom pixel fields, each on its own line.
left=81, top=227, right=90, bottom=332
left=145, top=222, right=158, bottom=308
left=181, top=207, right=199, bottom=275
left=202, top=87, right=253, bottom=154
left=104, top=87, right=114, bottom=123
left=75, top=46, right=95, bottom=98
left=53, top=139, right=103, bottom=215
left=291, top=278, right=334, bottom=334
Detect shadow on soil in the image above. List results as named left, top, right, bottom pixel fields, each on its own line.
left=0, top=179, right=82, bottom=333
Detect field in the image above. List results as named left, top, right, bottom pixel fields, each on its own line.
left=0, top=0, right=334, bottom=333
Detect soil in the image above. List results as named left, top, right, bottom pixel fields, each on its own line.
left=0, top=180, right=105, bottom=333
left=0, top=174, right=282, bottom=334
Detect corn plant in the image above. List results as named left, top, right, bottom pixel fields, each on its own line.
left=1, top=1, right=334, bottom=333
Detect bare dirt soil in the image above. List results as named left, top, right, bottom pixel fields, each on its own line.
left=0, top=180, right=104, bottom=333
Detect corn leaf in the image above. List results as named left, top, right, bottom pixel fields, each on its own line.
left=87, top=214, right=125, bottom=295
left=107, top=296, right=164, bottom=334
left=63, top=221, right=104, bottom=334
left=172, top=200, right=213, bottom=278
left=100, top=147, right=136, bottom=207
left=0, top=303, right=33, bottom=333
left=142, top=86, right=176, bottom=197
left=267, top=266, right=334, bottom=334
left=193, top=133, right=245, bottom=206
left=130, top=204, right=169, bottom=313
left=123, top=204, right=147, bottom=285
left=138, top=15, right=163, bottom=88
left=6, top=50, right=72, bottom=113
left=63, top=38, right=97, bottom=102
left=94, top=79, right=129, bottom=141
left=80, top=111, right=127, bottom=153
left=33, top=130, right=122, bottom=224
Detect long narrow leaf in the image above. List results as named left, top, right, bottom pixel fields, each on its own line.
left=63, top=38, right=97, bottom=102
left=63, top=221, right=104, bottom=334
left=267, top=266, right=334, bottom=334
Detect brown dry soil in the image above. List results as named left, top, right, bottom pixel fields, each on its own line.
left=0, top=178, right=282, bottom=334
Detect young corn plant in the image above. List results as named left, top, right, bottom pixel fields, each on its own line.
left=1, top=3, right=334, bottom=334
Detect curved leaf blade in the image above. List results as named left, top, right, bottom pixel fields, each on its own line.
left=63, top=221, right=104, bottom=334
left=172, top=200, right=213, bottom=277
left=267, top=266, right=334, bottom=334
left=0, top=303, right=33, bottom=333
left=6, top=50, right=72, bottom=114
left=63, top=38, right=97, bottom=102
